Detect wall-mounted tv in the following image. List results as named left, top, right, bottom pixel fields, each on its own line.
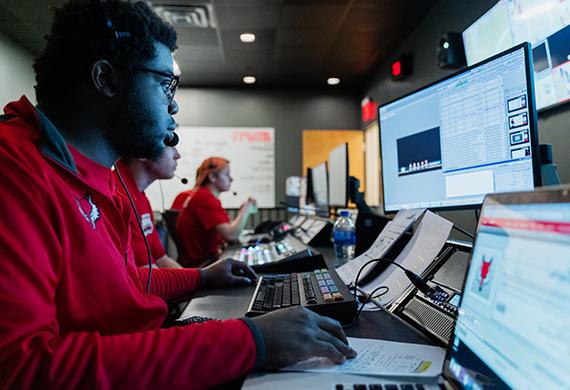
left=463, top=0, right=570, bottom=112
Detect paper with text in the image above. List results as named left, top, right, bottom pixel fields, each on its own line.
left=364, top=211, right=453, bottom=306
left=336, top=208, right=426, bottom=286
left=282, top=337, right=445, bottom=377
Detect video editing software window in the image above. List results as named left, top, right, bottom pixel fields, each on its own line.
left=379, top=45, right=538, bottom=212
left=448, top=201, right=570, bottom=389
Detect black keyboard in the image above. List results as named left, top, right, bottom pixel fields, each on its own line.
left=245, top=267, right=357, bottom=325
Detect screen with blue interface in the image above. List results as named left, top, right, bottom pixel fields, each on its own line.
left=447, top=199, right=570, bottom=389
left=379, top=46, right=536, bottom=212
left=463, top=0, right=570, bottom=111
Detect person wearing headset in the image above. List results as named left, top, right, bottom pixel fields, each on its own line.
left=115, top=146, right=183, bottom=268
left=176, top=157, right=257, bottom=267
left=0, top=1, right=356, bottom=388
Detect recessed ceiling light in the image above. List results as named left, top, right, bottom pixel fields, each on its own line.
left=243, top=76, right=256, bottom=84
left=327, top=77, right=341, bottom=85
left=240, top=33, right=256, bottom=43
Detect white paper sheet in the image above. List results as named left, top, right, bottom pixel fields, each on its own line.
left=336, top=208, right=426, bottom=286
left=282, top=337, right=445, bottom=378
left=363, top=211, right=453, bottom=306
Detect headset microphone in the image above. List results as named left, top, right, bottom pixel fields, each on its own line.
left=164, top=131, right=179, bottom=147
left=175, top=175, right=188, bottom=184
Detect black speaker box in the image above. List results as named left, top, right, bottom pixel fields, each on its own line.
left=437, top=32, right=466, bottom=69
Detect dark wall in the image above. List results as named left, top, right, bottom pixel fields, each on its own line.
left=365, top=0, right=570, bottom=237
left=173, top=88, right=361, bottom=205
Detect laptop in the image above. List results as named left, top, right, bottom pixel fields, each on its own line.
left=243, top=185, right=570, bottom=389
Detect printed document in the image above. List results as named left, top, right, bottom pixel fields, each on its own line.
left=364, top=211, right=453, bottom=306
left=336, top=208, right=425, bottom=286
left=282, top=337, right=445, bottom=378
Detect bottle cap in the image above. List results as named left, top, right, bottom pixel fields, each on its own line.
left=340, top=210, right=350, bottom=217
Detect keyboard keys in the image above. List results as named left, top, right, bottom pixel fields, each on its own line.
left=249, top=270, right=345, bottom=312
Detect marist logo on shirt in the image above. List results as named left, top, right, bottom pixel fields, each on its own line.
left=141, top=213, right=154, bottom=236
left=76, top=193, right=101, bottom=230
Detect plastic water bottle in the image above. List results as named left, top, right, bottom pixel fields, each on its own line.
left=333, top=211, right=356, bottom=259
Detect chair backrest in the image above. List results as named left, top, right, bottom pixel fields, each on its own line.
left=162, top=209, right=184, bottom=260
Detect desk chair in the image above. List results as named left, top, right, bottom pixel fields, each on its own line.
left=161, top=209, right=185, bottom=260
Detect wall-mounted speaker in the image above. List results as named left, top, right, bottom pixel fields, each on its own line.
left=437, top=32, right=466, bottom=69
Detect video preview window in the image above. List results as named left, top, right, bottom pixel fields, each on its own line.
left=396, top=127, right=442, bottom=176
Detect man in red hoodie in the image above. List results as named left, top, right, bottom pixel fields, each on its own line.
left=115, top=147, right=183, bottom=268
left=0, top=0, right=356, bottom=388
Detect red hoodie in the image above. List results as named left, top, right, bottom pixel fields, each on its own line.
left=0, top=96, right=265, bottom=389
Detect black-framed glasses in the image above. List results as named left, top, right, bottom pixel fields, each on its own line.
left=139, top=68, right=180, bottom=103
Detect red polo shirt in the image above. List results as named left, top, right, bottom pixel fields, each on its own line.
left=114, top=160, right=166, bottom=266
left=0, top=96, right=265, bottom=388
left=171, top=188, right=195, bottom=210
left=176, top=186, right=230, bottom=267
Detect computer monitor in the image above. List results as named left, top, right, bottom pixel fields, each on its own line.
left=444, top=186, right=570, bottom=389
left=311, top=162, right=329, bottom=209
left=462, top=0, right=570, bottom=112
left=379, top=43, right=540, bottom=213
left=328, top=143, right=349, bottom=207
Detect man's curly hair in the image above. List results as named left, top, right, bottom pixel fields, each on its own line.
left=34, top=0, right=177, bottom=106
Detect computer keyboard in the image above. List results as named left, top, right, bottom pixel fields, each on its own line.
left=245, top=267, right=357, bottom=324
left=334, top=384, right=429, bottom=390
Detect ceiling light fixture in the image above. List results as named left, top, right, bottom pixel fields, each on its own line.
left=327, top=77, right=341, bottom=85
left=243, top=76, right=256, bottom=84
left=240, top=33, right=256, bottom=43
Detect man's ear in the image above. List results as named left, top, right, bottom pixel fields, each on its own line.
left=208, top=172, right=217, bottom=183
left=91, top=60, right=119, bottom=98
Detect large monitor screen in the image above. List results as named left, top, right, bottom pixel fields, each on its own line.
left=311, top=162, right=328, bottom=208
left=379, top=44, right=540, bottom=212
left=328, top=143, right=349, bottom=207
left=463, top=0, right=570, bottom=111
left=445, top=191, right=570, bottom=389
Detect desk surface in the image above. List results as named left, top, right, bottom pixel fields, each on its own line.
left=180, top=245, right=434, bottom=388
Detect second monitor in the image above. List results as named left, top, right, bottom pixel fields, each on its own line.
left=379, top=42, right=541, bottom=213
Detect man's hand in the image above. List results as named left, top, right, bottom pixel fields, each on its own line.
left=251, top=306, right=357, bottom=369
left=200, top=258, right=257, bottom=288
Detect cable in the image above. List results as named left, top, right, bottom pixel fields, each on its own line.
left=158, top=180, right=165, bottom=212
left=351, top=256, right=435, bottom=304
left=114, top=165, right=153, bottom=293
left=356, top=285, right=389, bottom=318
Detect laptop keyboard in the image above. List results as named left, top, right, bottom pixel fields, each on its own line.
left=334, top=384, right=427, bottom=390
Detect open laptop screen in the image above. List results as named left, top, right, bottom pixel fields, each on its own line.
left=445, top=189, right=570, bottom=389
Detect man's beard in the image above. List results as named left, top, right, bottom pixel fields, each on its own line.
left=103, top=86, right=165, bottom=160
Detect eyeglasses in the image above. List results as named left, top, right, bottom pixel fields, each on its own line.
left=139, top=68, right=180, bottom=103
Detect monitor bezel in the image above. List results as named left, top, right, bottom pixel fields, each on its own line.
left=442, top=185, right=570, bottom=389
left=378, top=42, right=541, bottom=214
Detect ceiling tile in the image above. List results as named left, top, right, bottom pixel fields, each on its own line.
left=279, top=5, right=346, bottom=29
left=275, top=28, right=334, bottom=48
left=215, top=5, right=281, bottom=30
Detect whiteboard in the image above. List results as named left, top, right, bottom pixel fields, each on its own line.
left=146, top=127, right=275, bottom=210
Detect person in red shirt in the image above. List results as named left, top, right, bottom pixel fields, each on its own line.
left=171, top=188, right=196, bottom=209
left=176, top=157, right=257, bottom=267
left=0, top=1, right=355, bottom=388
left=115, top=146, right=183, bottom=268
